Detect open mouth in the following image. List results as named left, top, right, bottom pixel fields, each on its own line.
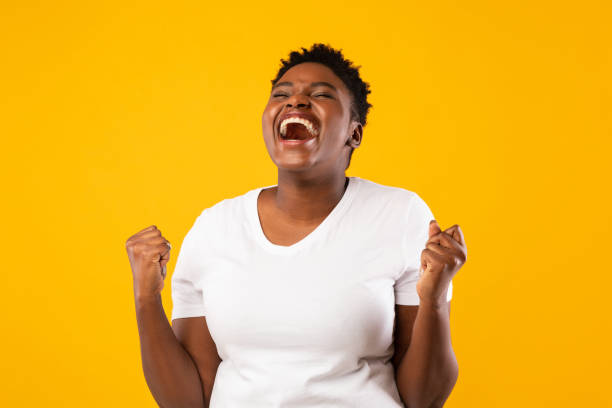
left=277, top=116, right=319, bottom=143
left=280, top=122, right=316, bottom=141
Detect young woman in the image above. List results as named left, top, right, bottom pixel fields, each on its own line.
left=126, top=43, right=467, bottom=408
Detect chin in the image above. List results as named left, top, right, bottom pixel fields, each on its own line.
left=273, top=154, right=316, bottom=172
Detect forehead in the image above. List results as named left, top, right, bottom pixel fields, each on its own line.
left=276, top=62, right=348, bottom=94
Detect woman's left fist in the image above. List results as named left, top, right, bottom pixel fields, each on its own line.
left=416, top=220, right=467, bottom=306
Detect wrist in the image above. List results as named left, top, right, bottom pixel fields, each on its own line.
left=134, top=291, right=162, bottom=307
left=418, top=296, right=448, bottom=311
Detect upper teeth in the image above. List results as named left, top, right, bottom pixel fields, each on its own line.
left=279, top=117, right=318, bottom=137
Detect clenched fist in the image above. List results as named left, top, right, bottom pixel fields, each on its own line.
left=417, top=220, right=467, bottom=307
left=125, top=225, right=172, bottom=300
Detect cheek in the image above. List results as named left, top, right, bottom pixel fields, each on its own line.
left=323, top=119, right=349, bottom=147
left=261, top=107, right=276, bottom=134
left=323, top=105, right=348, bottom=131
left=260, top=110, right=277, bottom=152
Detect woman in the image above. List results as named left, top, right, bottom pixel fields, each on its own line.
left=126, top=43, right=467, bottom=408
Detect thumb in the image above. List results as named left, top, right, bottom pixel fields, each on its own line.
left=428, top=219, right=441, bottom=238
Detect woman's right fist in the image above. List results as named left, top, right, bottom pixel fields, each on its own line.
left=125, top=225, right=172, bottom=300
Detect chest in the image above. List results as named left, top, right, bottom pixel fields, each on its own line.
left=200, top=240, right=404, bottom=362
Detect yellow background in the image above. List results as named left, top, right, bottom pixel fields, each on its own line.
left=1, top=1, right=610, bottom=406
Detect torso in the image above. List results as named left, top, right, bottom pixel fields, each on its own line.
left=170, top=177, right=445, bottom=407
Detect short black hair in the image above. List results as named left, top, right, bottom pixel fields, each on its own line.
left=270, top=43, right=373, bottom=168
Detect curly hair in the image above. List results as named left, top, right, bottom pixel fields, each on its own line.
left=270, top=43, right=373, bottom=168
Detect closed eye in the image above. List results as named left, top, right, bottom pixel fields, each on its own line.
left=272, top=93, right=333, bottom=98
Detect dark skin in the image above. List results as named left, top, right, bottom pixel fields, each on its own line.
left=257, top=61, right=362, bottom=245
left=173, top=62, right=363, bottom=405
left=394, top=220, right=465, bottom=407
left=172, top=61, right=465, bottom=407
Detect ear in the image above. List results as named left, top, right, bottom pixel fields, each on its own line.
left=346, top=120, right=363, bottom=149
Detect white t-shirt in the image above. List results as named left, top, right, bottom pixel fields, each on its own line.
left=171, top=176, right=453, bottom=407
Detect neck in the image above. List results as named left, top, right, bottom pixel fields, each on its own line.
left=273, top=171, right=348, bottom=223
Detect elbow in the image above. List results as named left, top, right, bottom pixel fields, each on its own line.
left=401, top=367, right=459, bottom=408
left=402, top=397, right=443, bottom=408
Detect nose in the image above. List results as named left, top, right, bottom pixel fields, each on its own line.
left=285, top=93, right=311, bottom=109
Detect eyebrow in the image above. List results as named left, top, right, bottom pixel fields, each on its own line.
left=272, top=81, right=338, bottom=92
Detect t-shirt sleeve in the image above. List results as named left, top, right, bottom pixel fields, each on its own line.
left=395, top=193, right=453, bottom=306
left=170, top=210, right=208, bottom=320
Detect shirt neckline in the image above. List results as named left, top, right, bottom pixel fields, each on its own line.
left=248, top=176, right=361, bottom=254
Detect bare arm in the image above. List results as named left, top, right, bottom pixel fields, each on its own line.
left=135, top=293, right=206, bottom=408
left=171, top=316, right=222, bottom=408
left=395, top=300, right=458, bottom=408
left=394, top=220, right=465, bottom=407
left=127, top=225, right=214, bottom=407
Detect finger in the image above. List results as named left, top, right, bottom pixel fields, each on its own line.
left=429, top=231, right=463, bottom=253
left=135, top=225, right=158, bottom=236
left=149, top=243, right=171, bottom=263
left=136, top=229, right=162, bottom=240
left=419, top=263, right=430, bottom=276
left=443, top=225, right=462, bottom=245
left=126, top=226, right=158, bottom=242
left=132, top=235, right=166, bottom=248
left=158, top=243, right=171, bottom=258
left=428, top=219, right=441, bottom=239
left=454, top=225, right=466, bottom=247
left=421, top=248, right=446, bottom=271
left=425, top=240, right=460, bottom=264
left=425, top=240, right=447, bottom=257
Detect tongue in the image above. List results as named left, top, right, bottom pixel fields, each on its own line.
left=284, top=123, right=312, bottom=140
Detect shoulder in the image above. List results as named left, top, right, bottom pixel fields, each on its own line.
left=352, top=176, right=426, bottom=217
left=191, top=185, right=263, bottom=235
